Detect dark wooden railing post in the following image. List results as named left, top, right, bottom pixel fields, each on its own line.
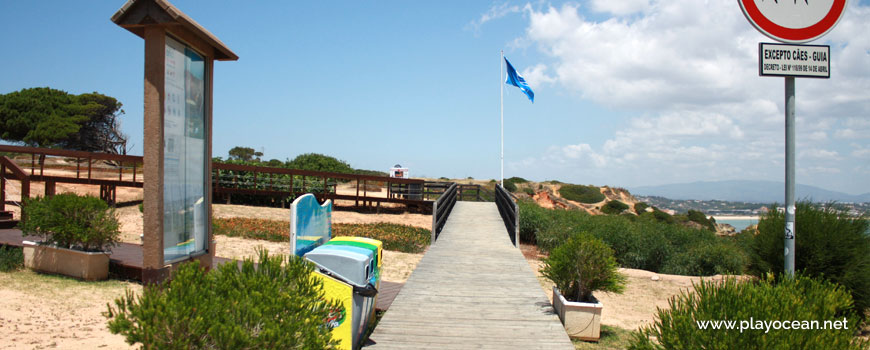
left=0, top=163, right=5, bottom=212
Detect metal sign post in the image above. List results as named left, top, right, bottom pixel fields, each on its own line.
left=739, top=0, right=848, bottom=277
left=784, top=76, right=795, bottom=275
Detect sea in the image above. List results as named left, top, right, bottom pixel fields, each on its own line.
left=715, top=218, right=759, bottom=232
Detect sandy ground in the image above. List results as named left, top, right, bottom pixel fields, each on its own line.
left=0, top=271, right=141, bottom=350
left=520, top=244, right=741, bottom=331
left=2, top=200, right=426, bottom=349
left=113, top=203, right=427, bottom=283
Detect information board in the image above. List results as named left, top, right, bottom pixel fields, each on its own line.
left=163, top=36, right=208, bottom=263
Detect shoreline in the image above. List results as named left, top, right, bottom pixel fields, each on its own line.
left=712, top=215, right=760, bottom=221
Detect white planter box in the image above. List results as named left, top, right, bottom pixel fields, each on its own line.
left=552, top=286, right=602, bottom=341
left=22, top=241, right=110, bottom=281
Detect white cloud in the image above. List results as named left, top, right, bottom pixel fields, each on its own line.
left=521, top=64, right=556, bottom=88
left=467, top=3, right=521, bottom=33
left=835, top=129, right=859, bottom=139
left=511, top=0, right=870, bottom=192
left=800, top=149, right=841, bottom=160
left=523, top=1, right=763, bottom=110
left=852, top=143, right=870, bottom=158
left=589, top=0, right=651, bottom=16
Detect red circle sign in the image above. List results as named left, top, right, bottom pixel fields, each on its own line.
left=739, top=0, right=849, bottom=43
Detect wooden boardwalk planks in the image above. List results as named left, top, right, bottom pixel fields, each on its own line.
left=366, top=201, right=573, bottom=349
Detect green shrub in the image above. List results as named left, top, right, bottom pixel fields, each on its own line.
left=522, top=187, right=534, bottom=196
left=634, top=202, right=649, bottom=215
left=535, top=209, right=583, bottom=254
left=505, top=176, right=528, bottom=184
left=601, top=200, right=630, bottom=215
left=502, top=180, right=517, bottom=193
left=334, top=223, right=430, bottom=254
left=518, top=200, right=554, bottom=244
left=558, top=184, right=605, bottom=204
left=19, top=193, right=120, bottom=252
left=643, top=208, right=675, bottom=224
left=0, top=246, right=24, bottom=272
left=630, top=275, right=868, bottom=350
left=212, top=217, right=431, bottom=254
left=687, top=209, right=716, bottom=231
left=106, top=250, right=340, bottom=349
left=286, top=153, right=354, bottom=174
left=750, top=201, right=870, bottom=313
left=521, top=200, right=747, bottom=276
left=541, top=234, right=626, bottom=302
left=660, top=241, right=748, bottom=276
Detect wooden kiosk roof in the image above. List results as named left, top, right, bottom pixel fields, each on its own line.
left=111, top=0, right=238, bottom=61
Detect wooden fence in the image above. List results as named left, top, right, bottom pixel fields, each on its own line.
left=0, top=145, right=437, bottom=214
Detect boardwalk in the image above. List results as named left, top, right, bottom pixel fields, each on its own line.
left=367, top=201, right=574, bottom=349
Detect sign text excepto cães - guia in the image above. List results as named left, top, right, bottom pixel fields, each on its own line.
left=758, top=43, right=830, bottom=79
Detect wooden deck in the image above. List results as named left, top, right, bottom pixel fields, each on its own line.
left=366, top=201, right=573, bottom=349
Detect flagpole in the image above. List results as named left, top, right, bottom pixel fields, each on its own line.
left=500, top=50, right=504, bottom=186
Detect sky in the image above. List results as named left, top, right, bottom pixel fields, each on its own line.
left=1, top=0, right=868, bottom=195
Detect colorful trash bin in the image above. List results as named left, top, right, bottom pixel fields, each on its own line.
left=305, top=245, right=378, bottom=349
left=325, top=237, right=382, bottom=276
left=324, top=238, right=383, bottom=322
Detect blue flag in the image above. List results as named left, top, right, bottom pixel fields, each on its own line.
left=504, top=57, right=534, bottom=103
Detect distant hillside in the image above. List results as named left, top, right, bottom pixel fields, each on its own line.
left=629, top=180, right=870, bottom=203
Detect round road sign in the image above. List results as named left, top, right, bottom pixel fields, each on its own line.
left=739, top=0, right=849, bottom=43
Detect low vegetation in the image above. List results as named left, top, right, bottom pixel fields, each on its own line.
left=601, top=200, right=629, bottom=215
left=0, top=246, right=23, bottom=272
left=333, top=223, right=430, bottom=254
left=519, top=200, right=747, bottom=276
left=105, top=251, right=340, bottom=349
left=212, top=217, right=430, bottom=254
left=630, top=276, right=868, bottom=350
left=558, top=184, right=606, bottom=204
left=748, top=201, right=870, bottom=315
left=19, top=193, right=120, bottom=252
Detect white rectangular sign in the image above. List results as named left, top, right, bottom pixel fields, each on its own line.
left=759, top=43, right=830, bottom=79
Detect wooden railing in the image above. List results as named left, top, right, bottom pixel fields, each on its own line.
left=457, top=184, right=495, bottom=202
left=0, top=156, right=29, bottom=212
left=0, top=145, right=447, bottom=214
left=495, top=184, right=519, bottom=247
left=212, top=162, right=432, bottom=211
left=431, top=183, right=458, bottom=243
left=0, top=145, right=143, bottom=206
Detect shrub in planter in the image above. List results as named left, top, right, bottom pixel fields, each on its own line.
left=541, top=233, right=626, bottom=303
left=106, top=250, right=341, bottom=349
left=629, top=275, right=868, bottom=350
left=750, top=201, right=870, bottom=314
left=542, top=233, right=626, bottom=340
left=19, top=193, right=120, bottom=252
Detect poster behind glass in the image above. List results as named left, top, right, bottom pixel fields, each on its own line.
left=164, top=36, right=207, bottom=263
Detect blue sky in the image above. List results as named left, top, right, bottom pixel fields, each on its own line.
left=1, top=1, right=868, bottom=195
